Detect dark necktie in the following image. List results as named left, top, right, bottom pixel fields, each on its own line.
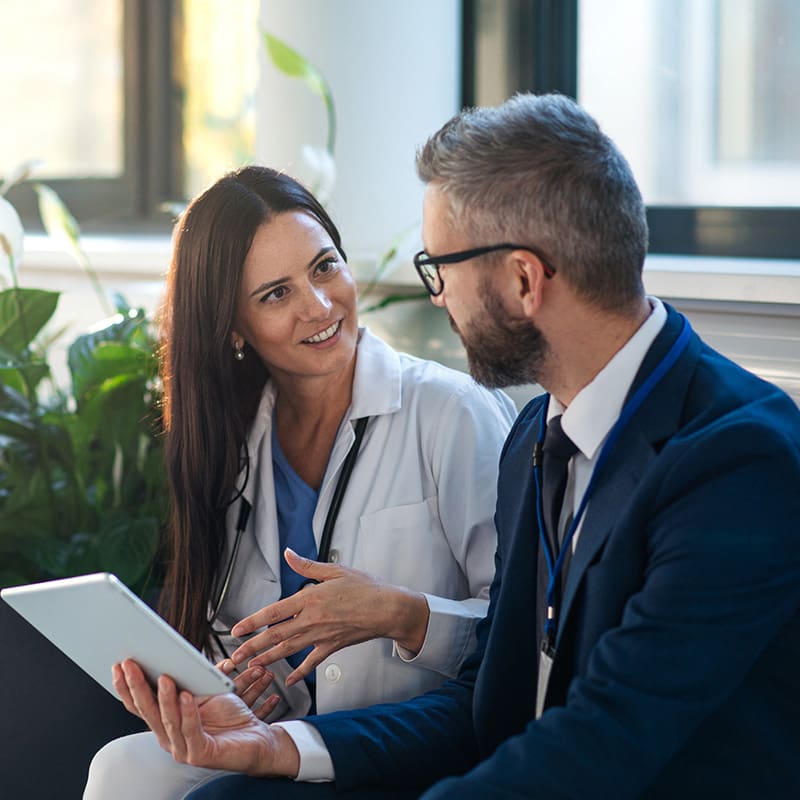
left=541, top=415, right=579, bottom=553
left=536, top=414, right=579, bottom=673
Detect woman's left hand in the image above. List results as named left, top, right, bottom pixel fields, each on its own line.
left=228, top=547, right=429, bottom=686
left=216, top=658, right=280, bottom=720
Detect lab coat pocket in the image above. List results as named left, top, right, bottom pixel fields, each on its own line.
left=357, top=497, right=449, bottom=589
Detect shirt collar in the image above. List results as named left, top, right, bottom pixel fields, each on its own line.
left=550, top=297, right=667, bottom=460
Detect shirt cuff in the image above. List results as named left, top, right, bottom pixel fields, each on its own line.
left=394, top=593, right=486, bottom=677
left=272, top=720, right=335, bottom=782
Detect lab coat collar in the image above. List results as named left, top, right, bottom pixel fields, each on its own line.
left=348, top=326, right=403, bottom=420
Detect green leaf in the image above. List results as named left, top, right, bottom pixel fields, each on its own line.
left=33, top=183, right=113, bottom=316
left=68, top=309, right=154, bottom=400
left=0, top=409, right=37, bottom=441
left=0, top=361, right=51, bottom=397
left=359, top=291, right=429, bottom=314
left=33, top=183, right=82, bottom=259
left=262, top=31, right=336, bottom=154
left=71, top=342, right=154, bottom=407
left=93, top=516, right=161, bottom=587
left=0, top=288, right=59, bottom=354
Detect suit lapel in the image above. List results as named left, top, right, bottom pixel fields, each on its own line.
left=556, top=306, right=702, bottom=647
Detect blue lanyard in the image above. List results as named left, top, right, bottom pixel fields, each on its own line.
left=533, top=315, right=692, bottom=643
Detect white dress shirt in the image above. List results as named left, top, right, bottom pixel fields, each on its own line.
left=549, top=297, right=667, bottom=550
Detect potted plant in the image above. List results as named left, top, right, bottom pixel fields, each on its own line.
left=0, top=179, right=166, bottom=596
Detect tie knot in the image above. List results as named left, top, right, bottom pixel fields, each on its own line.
left=543, top=415, right=578, bottom=463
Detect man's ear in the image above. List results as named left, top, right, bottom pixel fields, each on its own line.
left=513, top=251, right=548, bottom=320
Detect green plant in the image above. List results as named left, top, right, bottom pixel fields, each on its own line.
left=0, top=173, right=165, bottom=595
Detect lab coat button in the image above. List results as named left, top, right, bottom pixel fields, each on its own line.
left=328, top=549, right=340, bottom=563
left=324, top=664, right=342, bottom=683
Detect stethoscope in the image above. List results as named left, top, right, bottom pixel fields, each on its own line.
left=533, top=315, right=692, bottom=651
left=207, top=416, right=370, bottom=640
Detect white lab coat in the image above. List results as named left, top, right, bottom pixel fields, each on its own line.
left=212, top=327, right=516, bottom=718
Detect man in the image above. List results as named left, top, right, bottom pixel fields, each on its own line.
left=123, top=94, right=800, bottom=799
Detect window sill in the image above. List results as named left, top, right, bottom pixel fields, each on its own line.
left=19, top=234, right=800, bottom=307
left=643, top=253, right=800, bottom=306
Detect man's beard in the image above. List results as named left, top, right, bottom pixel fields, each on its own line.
left=450, top=283, right=548, bottom=389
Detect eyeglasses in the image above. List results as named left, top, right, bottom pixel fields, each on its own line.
left=413, top=243, right=557, bottom=297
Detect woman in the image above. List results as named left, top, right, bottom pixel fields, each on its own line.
left=84, top=166, right=515, bottom=798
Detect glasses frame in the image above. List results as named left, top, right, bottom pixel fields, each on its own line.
left=412, top=243, right=557, bottom=297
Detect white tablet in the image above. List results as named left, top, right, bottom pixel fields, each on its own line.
left=1, top=572, right=235, bottom=698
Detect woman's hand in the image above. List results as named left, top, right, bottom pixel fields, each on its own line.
left=216, top=658, right=280, bottom=720
left=228, top=547, right=430, bottom=686
left=111, top=659, right=299, bottom=777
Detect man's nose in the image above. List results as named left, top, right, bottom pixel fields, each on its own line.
left=430, top=289, right=447, bottom=309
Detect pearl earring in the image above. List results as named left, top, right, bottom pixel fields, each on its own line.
left=233, top=341, right=244, bottom=361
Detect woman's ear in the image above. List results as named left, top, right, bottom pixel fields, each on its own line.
left=230, top=331, right=246, bottom=361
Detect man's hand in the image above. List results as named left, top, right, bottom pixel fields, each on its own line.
left=112, top=659, right=300, bottom=777
left=229, top=547, right=429, bottom=686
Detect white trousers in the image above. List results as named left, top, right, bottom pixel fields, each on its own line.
left=83, top=731, right=230, bottom=800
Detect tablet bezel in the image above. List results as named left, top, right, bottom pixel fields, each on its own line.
left=1, top=572, right=235, bottom=698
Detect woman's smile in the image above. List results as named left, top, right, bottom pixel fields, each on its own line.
left=302, top=319, right=342, bottom=346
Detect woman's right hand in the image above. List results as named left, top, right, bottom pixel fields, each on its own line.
left=216, top=658, right=280, bottom=720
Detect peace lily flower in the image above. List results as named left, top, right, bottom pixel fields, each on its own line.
left=0, top=195, right=24, bottom=281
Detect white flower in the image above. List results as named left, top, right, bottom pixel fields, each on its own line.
left=300, top=145, right=337, bottom=206
left=0, top=195, right=25, bottom=276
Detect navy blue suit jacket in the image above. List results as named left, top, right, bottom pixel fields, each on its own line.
left=310, top=305, right=800, bottom=799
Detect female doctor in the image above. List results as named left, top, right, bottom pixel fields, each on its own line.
left=84, top=166, right=515, bottom=799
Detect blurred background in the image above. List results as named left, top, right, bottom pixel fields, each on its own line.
left=0, top=6, right=798, bottom=792
left=1, top=0, right=798, bottom=409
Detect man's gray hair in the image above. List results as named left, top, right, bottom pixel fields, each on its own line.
left=416, top=93, right=648, bottom=313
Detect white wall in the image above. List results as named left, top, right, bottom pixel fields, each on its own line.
left=256, top=0, right=461, bottom=264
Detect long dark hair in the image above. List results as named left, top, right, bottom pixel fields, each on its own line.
left=158, top=166, right=345, bottom=649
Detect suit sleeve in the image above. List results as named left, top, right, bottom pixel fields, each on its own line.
left=420, top=412, right=800, bottom=799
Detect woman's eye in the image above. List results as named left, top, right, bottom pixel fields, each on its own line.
left=260, top=285, right=288, bottom=304
left=314, top=256, right=338, bottom=277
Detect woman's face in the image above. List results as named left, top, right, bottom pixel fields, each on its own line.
left=233, top=211, right=359, bottom=385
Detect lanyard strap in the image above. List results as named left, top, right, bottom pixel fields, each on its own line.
left=535, top=315, right=692, bottom=642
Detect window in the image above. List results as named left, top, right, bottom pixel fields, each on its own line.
left=1, top=0, right=258, bottom=232
left=463, top=0, right=800, bottom=259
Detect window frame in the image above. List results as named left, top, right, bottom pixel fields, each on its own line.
left=6, top=0, right=181, bottom=234
left=461, top=0, right=800, bottom=260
